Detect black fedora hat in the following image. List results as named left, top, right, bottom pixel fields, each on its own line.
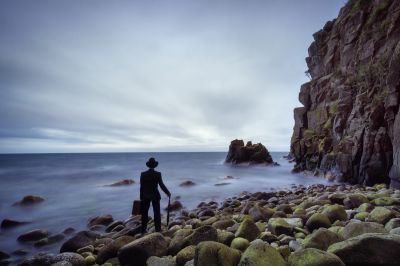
left=146, top=157, right=158, bottom=168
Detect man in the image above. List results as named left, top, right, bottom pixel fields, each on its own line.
left=140, top=157, right=171, bottom=233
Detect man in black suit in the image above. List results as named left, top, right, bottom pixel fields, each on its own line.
left=140, top=157, right=171, bottom=233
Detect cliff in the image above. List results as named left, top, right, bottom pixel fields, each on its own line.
left=290, top=0, right=400, bottom=188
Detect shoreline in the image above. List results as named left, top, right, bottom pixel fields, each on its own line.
left=3, top=182, right=400, bottom=266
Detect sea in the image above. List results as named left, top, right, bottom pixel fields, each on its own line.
left=0, top=152, right=331, bottom=260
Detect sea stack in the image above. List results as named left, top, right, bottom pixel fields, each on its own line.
left=225, top=139, right=275, bottom=165
left=290, top=0, right=400, bottom=188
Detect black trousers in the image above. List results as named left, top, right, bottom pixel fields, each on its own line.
left=141, top=198, right=161, bottom=232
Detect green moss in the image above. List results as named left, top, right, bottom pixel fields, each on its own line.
left=349, top=0, right=371, bottom=14
left=329, top=101, right=339, bottom=115
left=366, top=0, right=390, bottom=27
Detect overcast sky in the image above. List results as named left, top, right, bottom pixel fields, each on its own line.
left=0, top=0, right=345, bottom=153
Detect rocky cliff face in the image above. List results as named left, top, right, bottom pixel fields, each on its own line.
left=290, top=0, right=400, bottom=187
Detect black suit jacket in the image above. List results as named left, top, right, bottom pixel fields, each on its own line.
left=140, top=169, right=170, bottom=200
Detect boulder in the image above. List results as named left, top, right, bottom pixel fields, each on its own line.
left=194, top=241, right=241, bottom=266
left=1, top=218, right=30, bottom=229
left=13, top=195, right=45, bottom=206
left=168, top=229, right=193, bottom=255
left=176, top=245, right=196, bottom=266
left=342, top=221, right=387, bottom=239
left=212, top=219, right=235, bottom=230
left=328, top=233, right=400, bottom=266
left=88, top=214, right=113, bottom=227
left=238, top=239, right=286, bottom=266
left=106, top=179, right=134, bottom=186
left=19, top=253, right=55, bottom=266
left=52, top=253, right=85, bottom=266
left=371, top=197, right=400, bottom=206
left=235, top=218, right=261, bottom=241
left=179, top=181, right=196, bottom=187
left=166, top=201, right=183, bottom=212
left=328, top=193, right=347, bottom=205
left=368, top=207, right=395, bottom=224
left=306, top=213, right=331, bottom=231
left=17, top=229, right=48, bottom=242
left=385, top=218, right=400, bottom=231
left=217, top=230, right=235, bottom=246
left=288, top=248, right=345, bottom=266
left=230, top=237, right=250, bottom=251
left=147, top=256, right=176, bottom=266
left=268, top=218, right=293, bottom=236
left=182, top=225, right=218, bottom=247
left=96, top=235, right=135, bottom=264
left=302, top=228, right=342, bottom=250
left=118, top=233, right=169, bottom=266
left=60, top=231, right=98, bottom=253
left=225, top=139, right=274, bottom=165
left=343, top=194, right=369, bottom=209
left=34, top=233, right=65, bottom=247
left=249, top=205, right=274, bottom=222
left=321, top=205, right=347, bottom=223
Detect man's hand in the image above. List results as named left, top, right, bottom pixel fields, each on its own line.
left=167, top=192, right=171, bottom=198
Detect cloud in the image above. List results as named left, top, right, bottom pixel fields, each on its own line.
left=0, top=0, right=344, bottom=153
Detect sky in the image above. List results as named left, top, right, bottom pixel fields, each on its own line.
left=0, top=0, right=345, bottom=153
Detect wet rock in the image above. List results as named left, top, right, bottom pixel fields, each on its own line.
left=385, top=218, right=400, bottom=231
left=60, top=231, right=98, bottom=253
left=214, top=183, right=230, bottom=186
left=34, top=233, right=65, bottom=247
left=321, top=205, right=348, bottom=223
left=248, top=205, right=274, bottom=222
left=17, top=229, right=48, bottom=242
left=88, top=214, right=113, bottom=227
left=194, top=241, right=241, bottom=266
left=19, top=253, right=54, bottom=266
left=343, top=194, right=369, bottom=209
left=368, top=206, right=395, bottom=224
left=96, top=235, right=135, bottom=264
left=342, top=221, right=387, bottom=239
left=268, top=218, right=293, bottom=236
left=302, top=228, right=342, bottom=250
left=230, top=237, right=249, bottom=252
left=146, top=256, right=176, bottom=266
left=225, top=139, right=274, bottom=165
left=176, top=245, right=196, bottom=266
left=167, top=229, right=193, bottom=255
left=238, top=239, right=286, bottom=266
left=235, top=217, right=261, bottom=241
left=182, top=225, right=218, bottom=247
left=105, top=220, right=123, bottom=232
left=0, top=251, right=10, bottom=261
left=166, top=201, right=183, bottom=212
left=52, top=253, right=85, bottom=266
left=1, top=218, right=30, bottom=229
left=50, top=261, right=73, bottom=266
left=212, top=219, right=235, bottom=230
left=217, top=230, right=235, bottom=246
left=289, top=248, right=345, bottom=266
left=118, top=233, right=169, bottom=266
left=328, top=233, right=400, bottom=266
left=306, top=213, right=332, bottom=231
left=62, top=228, right=75, bottom=235
left=13, top=195, right=45, bottom=206
left=179, top=181, right=196, bottom=187
left=106, top=179, right=134, bottom=186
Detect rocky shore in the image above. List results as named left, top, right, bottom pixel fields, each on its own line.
left=4, top=182, right=400, bottom=266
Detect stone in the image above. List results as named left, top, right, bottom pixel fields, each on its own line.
left=17, top=229, right=48, bottom=242
left=248, top=205, right=274, bottom=222
left=289, top=248, right=345, bottom=266
left=96, top=235, right=135, bottom=264
left=385, top=218, right=400, bottom=231
left=321, top=205, right=347, bottom=223
left=217, top=230, right=235, bottom=246
left=106, top=179, right=134, bottom=186
left=88, top=214, right=113, bottom=227
left=342, top=221, right=387, bottom=239
left=353, top=211, right=368, bottom=221
left=306, top=213, right=332, bottom=231
left=19, top=253, right=55, bottom=266
left=368, top=207, right=395, bottom=224
left=225, top=139, right=274, bottom=165
left=60, top=231, right=98, bottom=253
left=371, top=197, right=400, bottom=206
left=343, top=194, right=369, bottom=209
left=230, top=237, right=249, bottom=251
left=146, top=256, right=177, bottom=266
left=182, top=225, right=218, bottom=247
left=328, top=233, right=400, bottom=266
left=84, top=256, right=95, bottom=266
left=1, top=218, right=30, bottom=229
left=52, top=253, right=85, bottom=266
left=259, top=232, right=278, bottom=243
left=302, top=228, right=342, bottom=250
left=328, top=193, right=347, bottom=205
left=166, top=201, right=183, bottom=212
left=179, top=181, right=196, bottom=187
left=50, top=262, right=73, bottom=266
left=176, top=245, right=196, bottom=266
left=0, top=251, right=10, bottom=261
left=118, top=233, right=169, bottom=266
left=212, top=219, right=235, bottom=230
left=13, top=195, right=45, bottom=206
left=235, top=218, right=261, bottom=241
left=268, top=218, right=293, bottom=236
left=238, top=239, right=286, bottom=266
left=34, top=233, right=65, bottom=247
left=167, top=229, right=193, bottom=255
left=194, top=241, right=241, bottom=266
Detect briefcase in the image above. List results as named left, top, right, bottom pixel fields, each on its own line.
left=132, top=200, right=141, bottom=215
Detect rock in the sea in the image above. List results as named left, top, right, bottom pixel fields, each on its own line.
left=306, top=213, right=331, bottom=231
left=328, top=233, right=400, bottom=266
left=1, top=218, right=30, bottom=229
left=288, top=248, right=345, bottom=266
left=238, top=239, right=286, bottom=266
left=235, top=217, right=261, bottom=241
left=194, top=241, right=241, bottom=266
left=176, top=245, right=196, bottom=266
left=88, top=214, right=113, bottom=227
left=106, top=179, right=134, bottom=186
left=17, top=229, right=48, bottom=242
left=60, top=231, right=98, bottom=253
left=13, top=195, right=45, bottom=206
left=19, top=253, right=55, bottom=266
left=34, top=233, right=65, bottom=247
left=118, top=232, right=169, bottom=266
left=342, top=221, right=387, bottom=239
left=302, top=228, right=342, bottom=250
left=179, top=181, right=196, bottom=187
left=225, top=139, right=274, bottom=165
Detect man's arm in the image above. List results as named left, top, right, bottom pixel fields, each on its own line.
left=158, top=173, right=171, bottom=197
left=140, top=173, right=144, bottom=200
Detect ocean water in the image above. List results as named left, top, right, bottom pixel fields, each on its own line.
left=0, top=152, right=330, bottom=259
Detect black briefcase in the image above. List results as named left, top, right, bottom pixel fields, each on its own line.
left=132, top=200, right=141, bottom=215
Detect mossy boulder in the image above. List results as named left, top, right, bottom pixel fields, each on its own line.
left=353, top=211, right=368, bottom=221
left=118, top=233, right=168, bottom=266
left=288, top=248, right=345, bottom=266
left=343, top=194, right=369, bottom=209
left=268, top=218, right=294, bottom=236
left=168, top=229, right=193, bottom=255
left=306, top=213, right=331, bottom=231
left=217, top=230, right=235, bottom=245
left=182, top=225, right=218, bottom=247
left=235, top=218, right=261, bottom=241
left=356, top=203, right=374, bottom=212
left=321, top=205, right=347, bottom=223
left=249, top=205, right=275, bottom=222
left=147, top=256, right=176, bottom=266
left=327, top=233, right=400, bottom=266
left=385, top=218, right=400, bottom=231
left=176, top=245, right=196, bottom=266
left=302, top=228, right=342, bottom=251
left=372, top=197, right=400, bottom=206
left=194, top=241, right=241, bottom=266
left=238, top=239, right=286, bottom=266
left=328, top=193, right=347, bottom=205
left=96, top=236, right=135, bottom=264
left=368, top=207, right=395, bottom=224
left=342, top=222, right=387, bottom=239
left=230, top=237, right=249, bottom=251
left=212, top=219, right=235, bottom=230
